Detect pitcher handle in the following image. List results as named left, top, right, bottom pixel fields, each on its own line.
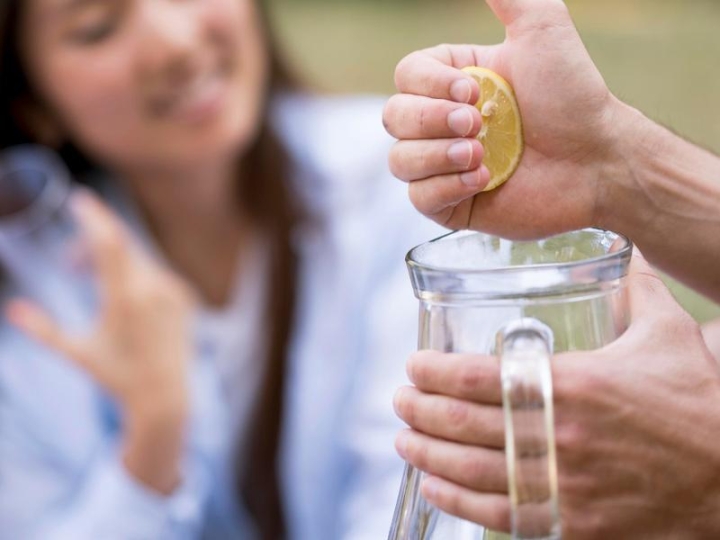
left=497, top=318, right=561, bottom=540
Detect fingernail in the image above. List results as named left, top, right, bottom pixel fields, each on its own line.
left=450, top=78, right=473, bottom=103
left=395, top=430, right=410, bottom=459
left=423, top=476, right=439, bottom=500
left=393, top=387, right=407, bottom=416
left=460, top=169, right=482, bottom=188
left=447, top=140, right=473, bottom=169
left=447, top=108, right=474, bottom=137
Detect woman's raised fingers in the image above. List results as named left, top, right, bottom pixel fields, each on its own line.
left=71, top=191, right=134, bottom=305
left=5, top=299, right=93, bottom=373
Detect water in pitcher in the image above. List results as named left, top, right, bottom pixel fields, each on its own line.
left=389, top=229, right=632, bottom=540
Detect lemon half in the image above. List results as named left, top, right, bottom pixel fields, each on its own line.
left=462, top=66, right=524, bottom=191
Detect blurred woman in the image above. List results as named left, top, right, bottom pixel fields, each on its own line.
left=0, top=0, right=443, bottom=538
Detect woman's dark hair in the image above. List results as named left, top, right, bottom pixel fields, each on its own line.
left=0, top=2, right=300, bottom=538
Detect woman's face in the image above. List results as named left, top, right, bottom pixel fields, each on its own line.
left=19, top=0, right=269, bottom=173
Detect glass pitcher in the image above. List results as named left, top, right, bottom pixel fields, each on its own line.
left=388, top=228, right=632, bottom=540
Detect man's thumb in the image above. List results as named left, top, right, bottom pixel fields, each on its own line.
left=484, top=0, right=567, bottom=27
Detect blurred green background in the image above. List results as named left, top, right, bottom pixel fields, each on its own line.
left=269, top=0, right=720, bottom=322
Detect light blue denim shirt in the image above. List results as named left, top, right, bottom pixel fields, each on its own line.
left=0, top=95, right=447, bottom=540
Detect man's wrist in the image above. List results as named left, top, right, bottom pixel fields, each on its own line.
left=594, top=98, right=658, bottom=237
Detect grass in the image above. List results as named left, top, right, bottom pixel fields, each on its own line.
left=268, top=0, right=720, bottom=322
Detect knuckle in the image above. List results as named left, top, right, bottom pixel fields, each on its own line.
left=463, top=449, right=490, bottom=486
left=436, top=43, right=454, bottom=62
left=458, top=362, right=488, bottom=396
left=445, top=399, right=470, bottom=426
left=417, top=144, right=432, bottom=172
left=417, top=104, right=429, bottom=136
left=554, top=360, right=604, bottom=404
left=394, top=53, right=418, bottom=90
left=554, top=419, right=586, bottom=458
left=488, top=499, right=512, bottom=532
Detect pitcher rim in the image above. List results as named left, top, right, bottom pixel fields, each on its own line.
left=406, top=228, right=632, bottom=278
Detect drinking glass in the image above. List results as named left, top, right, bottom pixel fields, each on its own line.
left=0, top=145, right=95, bottom=330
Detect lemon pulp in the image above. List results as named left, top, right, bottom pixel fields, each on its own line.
left=461, top=66, right=524, bottom=191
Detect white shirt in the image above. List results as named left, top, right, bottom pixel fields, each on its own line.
left=0, top=93, right=448, bottom=539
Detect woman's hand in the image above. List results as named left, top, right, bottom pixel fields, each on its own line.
left=393, top=253, right=720, bottom=538
left=6, top=191, right=196, bottom=494
left=383, top=0, right=632, bottom=239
